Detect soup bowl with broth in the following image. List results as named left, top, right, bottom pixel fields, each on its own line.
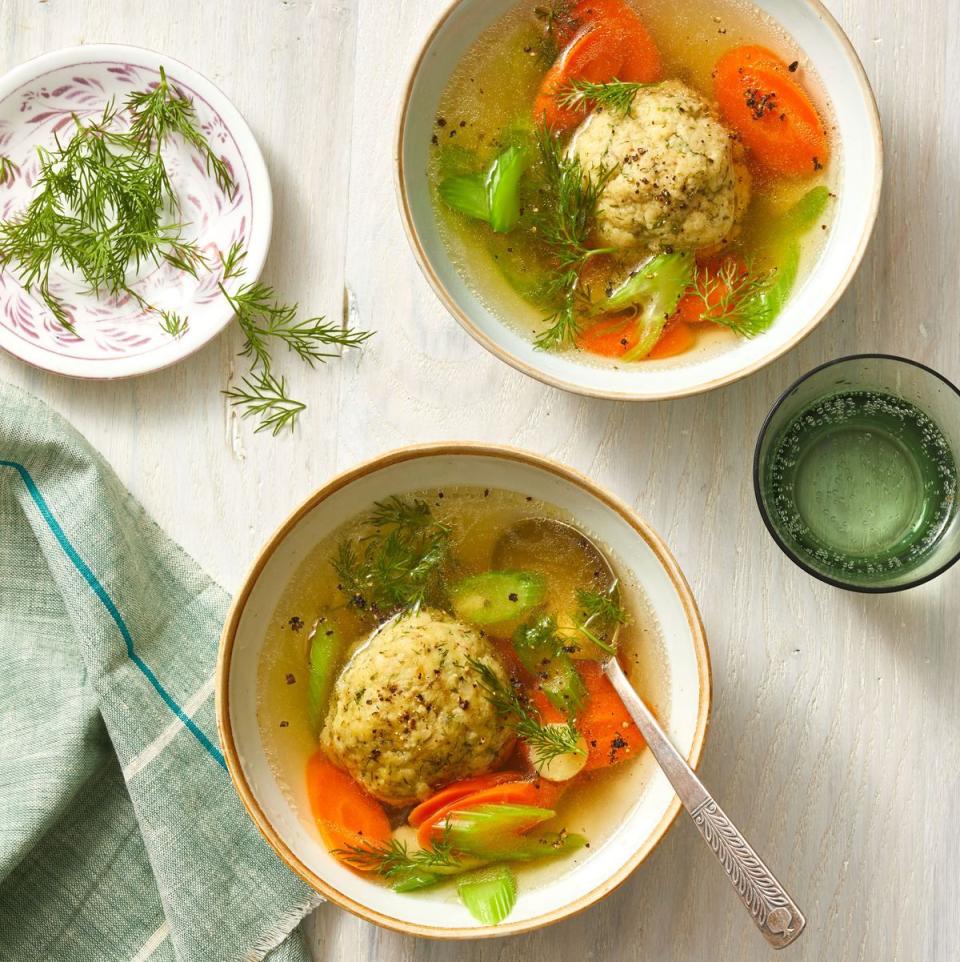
left=397, top=0, right=881, bottom=399
left=217, top=445, right=711, bottom=936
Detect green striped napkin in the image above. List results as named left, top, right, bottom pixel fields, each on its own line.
left=0, top=381, right=320, bottom=962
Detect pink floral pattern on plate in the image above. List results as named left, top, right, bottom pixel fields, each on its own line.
left=0, top=54, right=264, bottom=374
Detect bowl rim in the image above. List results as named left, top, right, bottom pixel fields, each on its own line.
left=753, top=352, right=960, bottom=593
left=216, top=442, right=713, bottom=938
left=393, top=0, right=884, bottom=401
left=0, top=42, right=273, bottom=381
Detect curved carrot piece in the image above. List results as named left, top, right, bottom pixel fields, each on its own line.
left=305, top=751, right=392, bottom=862
left=408, top=771, right=527, bottom=828
left=534, top=0, right=662, bottom=132
left=534, top=24, right=625, bottom=131
left=577, top=662, right=644, bottom=770
left=714, top=45, right=829, bottom=177
left=417, top=781, right=542, bottom=847
left=575, top=314, right=638, bottom=358
left=648, top=320, right=695, bottom=359
left=673, top=255, right=749, bottom=324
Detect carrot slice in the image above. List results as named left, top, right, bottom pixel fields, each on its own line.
left=408, top=771, right=527, bottom=828
left=417, top=781, right=543, bottom=847
left=305, top=752, right=392, bottom=862
left=577, top=662, right=644, bottom=770
left=647, top=320, right=695, bottom=359
left=534, top=24, right=625, bottom=131
left=575, top=313, right=638, bottom=358
left=673, top=255, right=749, bottom=325
left=713, top=45, right=829, bottom=177
left=533, top=0, right=661, bottom=132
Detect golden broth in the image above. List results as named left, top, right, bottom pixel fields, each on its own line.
left=427, top=0, right=837, bottom=364
left=257, top=486, right=670, bottom=888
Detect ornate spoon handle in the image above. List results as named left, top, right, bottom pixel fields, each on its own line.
left=604, top=659, right=806, bottom=949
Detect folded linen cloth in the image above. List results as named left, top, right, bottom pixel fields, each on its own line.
left=0, top=381, right=321, bottom=962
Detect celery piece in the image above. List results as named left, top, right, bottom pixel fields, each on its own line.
left=485, top=146, right=530, bottom=233
left=438, top=173, right=490, bottom=222
left=307, top=614, right=346, bottom=734
left=451, top=570, right=546, bottom=626
left=457, top=865, right=518, bottom=925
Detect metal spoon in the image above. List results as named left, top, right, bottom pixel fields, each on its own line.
left=495, top=518, right=806, bottom=949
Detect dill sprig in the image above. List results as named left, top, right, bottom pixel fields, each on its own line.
left=331, top=496, right=451, bottom=616
left=534, top=0, right=576, bottom=62
left=570, top=581, right=630, bottom=655
left=0, top=84, right=217, bottom=330
left=0, top=155, right=17, bottom=185
left=332, top=836, right=461, bottom=880
left=468, top=657, right=585, bottom=766
left=692, top=259, right=779, bottom=337
left=530, top=126, right=616, bottom=350
left=558, top=79, right=658, bottom=119
left=217, top=241, right=372, bottom=433
left=127, top=66, right=235, bottom=198
left=222, top=370, right=306, bottom=435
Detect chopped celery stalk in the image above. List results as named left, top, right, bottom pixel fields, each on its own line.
left=450, top=570, right=546, bottom=626
left=307, top=615, right=346, bottom=734
left=485, top=146, right=530, bottom=233
left=729, top=186, right=830, bottom=335
left=438, top=173, right=490, bottom=222
left=500, top=831, right=588, bottom=862
left=513, top=616, right=586, bottom=713
left=781, top=185, right=830, bottom=234
left=392, top=870, right=445, bottom=893
left=444, top=803, right=556, bottom=856
left=589, top=253, right=693, bottom=362
left=457, top=865, right=518, bottom=925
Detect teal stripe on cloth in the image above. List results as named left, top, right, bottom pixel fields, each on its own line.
left=0, top=382, right=320, bottom=962
left=0, top=457, right=226, bottom=768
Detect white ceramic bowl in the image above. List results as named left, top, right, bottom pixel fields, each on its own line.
left=217, top=445, right=711, bottom=937
left=396, top=0, right=883, bottom=400
left=0, top=44, right=271, bottom=379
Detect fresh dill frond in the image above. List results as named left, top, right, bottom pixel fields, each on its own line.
left=220, top=240, right=247, bottom=281
left=221, top=278, right=372, bottom=371
left=533, top=276, right=579, bottom=351
left=570, top=581, right=630, bottom=655
left=558, top=79, right=657, bottom=119
left=692, top=259, right=779, bottom=337
left=0, top=88, right=210, bottom=326
left=126, top=66, right=236, bottom=198
left=159, top=310, right=189, bottom=338
left=576, top=585, right=630, bottom=628
left=530, top=126, right=616, bottom=349
left=223, top=370, right=306, bottom=435
left=468, top=658, right=585, bottom=766
left=332, top=836, right=460, bottom=880
left=0, top=155, right=18, bottom=185
left=331, top=496, right=451, bottom=616
left=534, top=0, right=576, bottom=62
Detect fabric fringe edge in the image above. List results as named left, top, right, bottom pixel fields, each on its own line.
left=241, top=894, right=326, bottom=962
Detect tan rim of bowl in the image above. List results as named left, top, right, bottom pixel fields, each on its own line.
left=394, top=0, right=884, bottom=401
left=216, top=443, right=713, bottom=938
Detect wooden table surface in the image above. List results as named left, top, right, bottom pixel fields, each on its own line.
left=1, top=1, right=955, bottom=960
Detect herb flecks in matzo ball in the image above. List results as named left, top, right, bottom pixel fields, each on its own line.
left=571, top=80, right=751, bottom=252
left=321, top=609, right=515, bottom=805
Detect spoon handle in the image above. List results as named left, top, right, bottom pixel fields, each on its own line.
left=604, top=659, right=806, bottom=949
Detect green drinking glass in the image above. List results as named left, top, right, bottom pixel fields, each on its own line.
left=754, top=354, right=960, bottom=592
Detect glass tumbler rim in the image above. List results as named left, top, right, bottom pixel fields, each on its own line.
left=752, top=353, right=960, bottom=593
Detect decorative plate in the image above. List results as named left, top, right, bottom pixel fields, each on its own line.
left=0, top=45, right=272, bottom=379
